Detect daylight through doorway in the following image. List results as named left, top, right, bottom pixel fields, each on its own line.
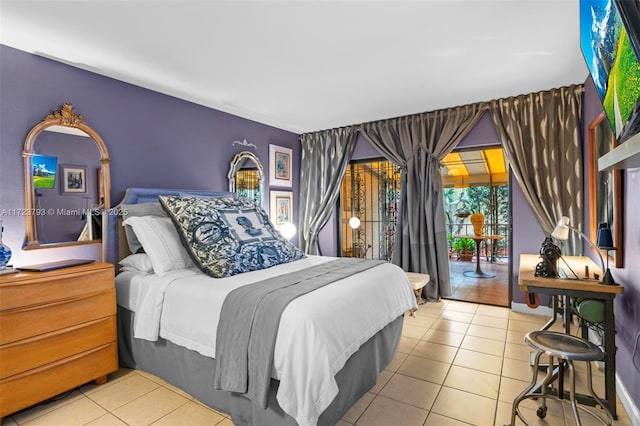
left=442, top=147, right=510, bottom=307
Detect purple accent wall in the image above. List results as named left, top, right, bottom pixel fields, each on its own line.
left=583, top=76, right=640, bottom=408
left=0, top=45, right=299, bottom=265
left=456, top=110, right=502, bottom=149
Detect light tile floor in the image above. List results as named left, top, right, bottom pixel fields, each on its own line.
left=2, top=301, right=634, bottom=426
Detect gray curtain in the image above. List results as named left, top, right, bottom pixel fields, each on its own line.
left=360, top=104, right=487, bottom=299
left=298, top=126, right=358, bottom=255
left=489, top=85, right=584, bottom=255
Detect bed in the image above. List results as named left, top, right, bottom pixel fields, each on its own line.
left=109, top=187, right=417, bottom=426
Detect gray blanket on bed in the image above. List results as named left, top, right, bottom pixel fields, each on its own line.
left=213, top=258, right=383, bottom=408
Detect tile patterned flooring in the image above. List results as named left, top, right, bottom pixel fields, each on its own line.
left=2, top=301, right=634, bottom=426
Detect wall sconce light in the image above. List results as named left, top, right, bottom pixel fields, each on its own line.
left=280, top=222, right=296, bottom=240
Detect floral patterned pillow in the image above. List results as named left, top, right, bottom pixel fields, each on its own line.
left=158, top=195, right=305, bottom=278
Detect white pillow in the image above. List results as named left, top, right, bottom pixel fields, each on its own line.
left=122, top=216, right=193, bottom=276
left=118, top=253, right=154, bottom=273
left=121, top=203, right=168, bottom=254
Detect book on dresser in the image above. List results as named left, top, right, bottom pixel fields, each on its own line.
left=0, top=261, right=118, bottom=418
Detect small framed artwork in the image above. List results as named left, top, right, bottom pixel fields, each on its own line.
left=61, top=165, right=87, bottom=194
left=270, top=190, right=293, bottom=228
left=269, top=144, right=292, bottom=188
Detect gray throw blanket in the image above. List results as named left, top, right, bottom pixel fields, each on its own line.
left=213, top=258, right=383, bottom=408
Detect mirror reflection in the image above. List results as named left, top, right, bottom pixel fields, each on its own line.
left=32, top=127, right=102, bottom=243
left=23, top=103, right=111, bottom=254
left=228, top=151, right=264, bottom=207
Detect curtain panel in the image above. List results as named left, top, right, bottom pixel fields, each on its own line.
left=298, top=126, right=358, bottom=255
left=360, top=104, right=487, bottom=299
left=489, top=85, right=584, bottom=255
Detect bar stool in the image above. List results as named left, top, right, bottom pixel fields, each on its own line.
left=508, top=330, right=613, bottom=426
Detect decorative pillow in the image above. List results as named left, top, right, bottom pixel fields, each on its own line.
left=118, top=253, right=154, bottom=273
left=121, top=203, right=168, bottom=254
left=158, top=195, right=305, bottom=278
left=121, top=216, right=194, bottom=276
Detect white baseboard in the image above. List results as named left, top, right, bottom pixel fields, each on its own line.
left=511, top=302, right=554, bottom=317
left=617, top=375, right=640, bottom=425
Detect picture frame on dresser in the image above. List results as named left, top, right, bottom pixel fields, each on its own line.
left=268, top=144, right=292, bottom=188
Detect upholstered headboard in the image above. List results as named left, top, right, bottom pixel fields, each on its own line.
left=106, top=187, right=233, bottom=264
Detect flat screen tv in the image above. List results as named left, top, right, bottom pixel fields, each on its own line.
left=580, top=0, right=640, bottom=143
left=32, top=154, right=58, bottom=189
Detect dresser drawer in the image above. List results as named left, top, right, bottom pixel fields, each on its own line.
left=0, top=342, right=118, bottom=418
left=0, top=316, right=116, bottom=378
left=0, top=289, right=115, bottom=345
left=0, top=266, right=113, bottom=311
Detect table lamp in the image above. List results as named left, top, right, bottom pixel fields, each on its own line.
left=551, top=216, right=616, bottom=285
left=596, top=222, right=617, bottom=285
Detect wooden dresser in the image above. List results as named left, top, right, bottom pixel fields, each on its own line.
left=0, top=262, right=118, bottom=418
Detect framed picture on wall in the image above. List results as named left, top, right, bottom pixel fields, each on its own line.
left=270, top=190, right=293, bottom=229
left=61, top=165, right=87, bottom=194
left=269, top=144, right=292, bottom=187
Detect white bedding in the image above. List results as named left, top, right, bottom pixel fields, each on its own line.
left=115, top=255, right=417, bottom=426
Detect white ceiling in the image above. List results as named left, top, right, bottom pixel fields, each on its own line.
left=0, top=0, right=589, bottom=134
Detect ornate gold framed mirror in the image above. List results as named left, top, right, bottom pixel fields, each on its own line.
left=228, top=151, right=264, bottom=206
left=22, top=103, right=111, bottom=260
left=588, top=112, right=623, bottom=268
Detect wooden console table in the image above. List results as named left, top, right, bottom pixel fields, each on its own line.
left=518, top=254, right=624, bottom=418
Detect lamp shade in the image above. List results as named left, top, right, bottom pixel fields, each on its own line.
left=279, top=222, right=296, bottom=240
left=551, top=216, right=571, bottom=240
left=596, top=223, right=614, bottom=248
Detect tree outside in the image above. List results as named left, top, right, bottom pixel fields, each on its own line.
left=444, top=185, right=509, bottom=261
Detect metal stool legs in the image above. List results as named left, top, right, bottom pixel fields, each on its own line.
left=509, top=351, right=555, bottom=426
left=507, top=331, right=614, bottom=426
left=563, top=358, right=613, bottom=425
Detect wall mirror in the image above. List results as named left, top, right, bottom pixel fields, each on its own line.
left=588, top=112, right=623, bottom=268
left=228, top=151, right=264, bottom=206
left=23, top=103, right=111, bottom=260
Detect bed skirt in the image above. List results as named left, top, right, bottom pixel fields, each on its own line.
left=117, top=307, right=403, bottom=426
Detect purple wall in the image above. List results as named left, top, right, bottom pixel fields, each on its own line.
left=614, top=169, right=640, bottom=406
left=583, top=77, right=640, bottom=408
left=0, top=45, right=299, bottom=265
